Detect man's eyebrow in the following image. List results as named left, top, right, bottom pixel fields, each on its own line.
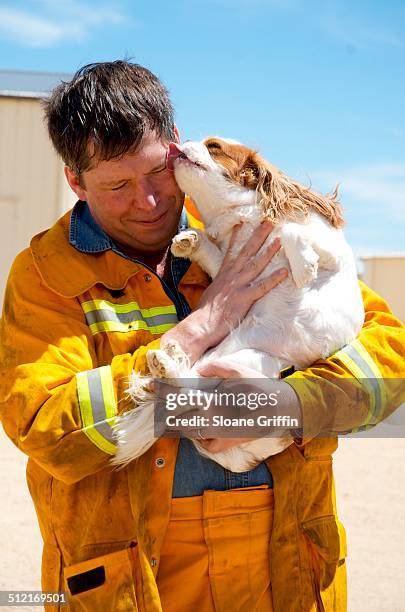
left=99, top=178, right=130, bottom=187
left=146, top=157, right=167, bottom=173
left=98, top=157, right=167, bottom=186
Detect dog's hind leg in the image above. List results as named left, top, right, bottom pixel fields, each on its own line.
left=280, top=223, right=319, bottom=287
left=305, top=212, right=342, bottom=272
left=147, top=342, right=189, bottom=379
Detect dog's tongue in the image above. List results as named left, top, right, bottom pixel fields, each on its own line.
left=166, top=142, right=184, bottom=171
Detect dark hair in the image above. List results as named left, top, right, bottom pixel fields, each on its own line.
left=43, top=60, right=175, bottom=175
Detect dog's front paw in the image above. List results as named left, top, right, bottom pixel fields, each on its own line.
left=290, top=248, right=319, bottom=288
left=171, top=230, right=200, bottom=258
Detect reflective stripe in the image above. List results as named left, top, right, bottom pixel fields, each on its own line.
left=81, top=299, right=178, bottom=336
left=76, top=365, right=117, bottom=455
left=333, top=338, right=386, bottom=429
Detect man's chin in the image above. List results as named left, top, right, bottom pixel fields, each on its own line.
left=121, top=227, right=179, bottom=253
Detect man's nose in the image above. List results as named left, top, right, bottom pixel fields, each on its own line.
left=131, top=180, right=159, bottom=211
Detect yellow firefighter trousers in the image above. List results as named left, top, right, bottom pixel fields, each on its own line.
left=157, top=485, right=274, bottom=612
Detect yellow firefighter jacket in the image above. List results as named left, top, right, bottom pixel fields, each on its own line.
left=0, top=205, right=404, bottom=611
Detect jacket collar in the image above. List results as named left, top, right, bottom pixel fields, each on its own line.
left=30, top=202, right=208, bottom=299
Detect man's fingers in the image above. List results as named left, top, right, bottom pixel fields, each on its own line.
left=248, top=267, right=288, bottom=299
left=222, top=224, right=243, bottom=264
left=236, top=221, right=275, bottom=265
left=242, top=237, right=282, bottom=280
left=197, top=362, right=240, bottom=378
left=223, top=222, right=275, bottom=269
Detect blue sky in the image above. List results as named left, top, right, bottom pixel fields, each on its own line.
left=1, top=0, right=404, bottom=263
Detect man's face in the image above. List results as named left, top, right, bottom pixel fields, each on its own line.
left=65, top=130, right=184, bottom=252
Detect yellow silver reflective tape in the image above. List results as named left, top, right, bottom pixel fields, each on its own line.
left=76, top=366, right=117, bottom=455
left=333, top=339, right=385, bottom=428
left=81, top=299, right=178, bottom=336
left=84, top=320, right=176, bottom=335
left=81, top=300, right=176, bottom=316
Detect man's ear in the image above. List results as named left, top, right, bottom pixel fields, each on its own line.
left=64, top=166, right=87, bottom=201
left=172, top=124, right=181, bottom=144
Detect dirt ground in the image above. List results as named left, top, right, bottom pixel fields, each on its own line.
left=1, top=430, right=404, bottom=611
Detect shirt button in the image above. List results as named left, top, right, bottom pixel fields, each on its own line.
left=150, top=558, right=158, bottom=567
left=155, top=457, right=165, bottom=468
left=144, top=273, right=152, bottom=282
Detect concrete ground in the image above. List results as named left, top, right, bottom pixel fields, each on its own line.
left=0, top=430, right=404, bottom=611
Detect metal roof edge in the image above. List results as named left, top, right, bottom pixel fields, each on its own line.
left=360, top=253, right=405, bottom=260
left=0, top=90, right=49, bottom=99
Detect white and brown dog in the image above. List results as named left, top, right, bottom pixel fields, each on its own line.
left=112, top=137, right=364, bottom=471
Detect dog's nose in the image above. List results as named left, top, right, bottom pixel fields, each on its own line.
left=168, top=142, right=183, bottom=155
left=167, top=142, right=185, bottom=170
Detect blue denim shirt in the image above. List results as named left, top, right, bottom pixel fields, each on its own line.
left=69, top=201, right=273, bottom=495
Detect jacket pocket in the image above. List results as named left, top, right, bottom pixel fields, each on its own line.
left=63, top=543, right=138, bottom=611
left=302, top=516, right=347, bottom=612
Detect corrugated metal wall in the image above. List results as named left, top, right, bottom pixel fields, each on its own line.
left=361, top=256, right=405, bottom=322
left=0, top=96, right=76, bottom=302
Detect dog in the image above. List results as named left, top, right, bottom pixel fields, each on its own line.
left=111, top=137, right=364, bottom=472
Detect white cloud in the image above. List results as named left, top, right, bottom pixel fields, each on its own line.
left=325, top=22, right=403, bottom=51
left=310, top=162, right=405, bottom=265
left=311, top=162, right=405, bottom=221
left=0, top=8, right=71, bottom=47
left=37, top=0, right=125, bottom=27
left=317, top=5, right=404, bottom=50
left=0, top=1, right=128, bottom=48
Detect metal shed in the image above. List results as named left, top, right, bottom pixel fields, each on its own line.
left=0, top=69, right=76, bottom=302
left=360, top=254, right=405, bottom=322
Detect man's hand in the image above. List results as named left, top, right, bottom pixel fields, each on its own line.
left=197, top=360, right=268, bottom=379
left=195, top=360, right=266, bottom=452
left=194, top=359, right=302, bottom=454
left=162, top=222, right=288, bottom=364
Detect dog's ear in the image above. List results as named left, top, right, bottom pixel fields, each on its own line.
left=241, top=152, right=344, bottom=228
left=239, top=153, right=280, bottom=199
left=239, top=152, right=278, bottom=186
left=239, top=156, right=262, bottom=189
left=239, top=153, right=306, bottom=223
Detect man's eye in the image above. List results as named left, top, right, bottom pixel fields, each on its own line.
left=111, top=182, right=127, bottom=191
left=153, top=165, right=167, bottom=174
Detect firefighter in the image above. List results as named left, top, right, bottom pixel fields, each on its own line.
left=0, top=60, right=403, bottom=611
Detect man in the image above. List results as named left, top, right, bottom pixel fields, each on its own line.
left=0, top=61, right=403, bottom=611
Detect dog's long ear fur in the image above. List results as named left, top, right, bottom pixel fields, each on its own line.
left=204, top=137, right=344, bottom=228
left=242, top=152, right=345, bottom=229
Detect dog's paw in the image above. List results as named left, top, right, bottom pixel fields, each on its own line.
left=171, top=230, right=200, bottom=258
left=147, top=349, right=181, bottom=379
left=290, top=248, right=319, bottom=288
left=163, top=341, right=190, bottom=369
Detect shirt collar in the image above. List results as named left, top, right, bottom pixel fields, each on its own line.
left=69, top=201, right=189, bottom=254
left=69, top=200, right=114, bottom=253
left=69, top=201, right=191, bottom=279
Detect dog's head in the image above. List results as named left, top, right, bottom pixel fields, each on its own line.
left=168, top=137, right=344, bottom=228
